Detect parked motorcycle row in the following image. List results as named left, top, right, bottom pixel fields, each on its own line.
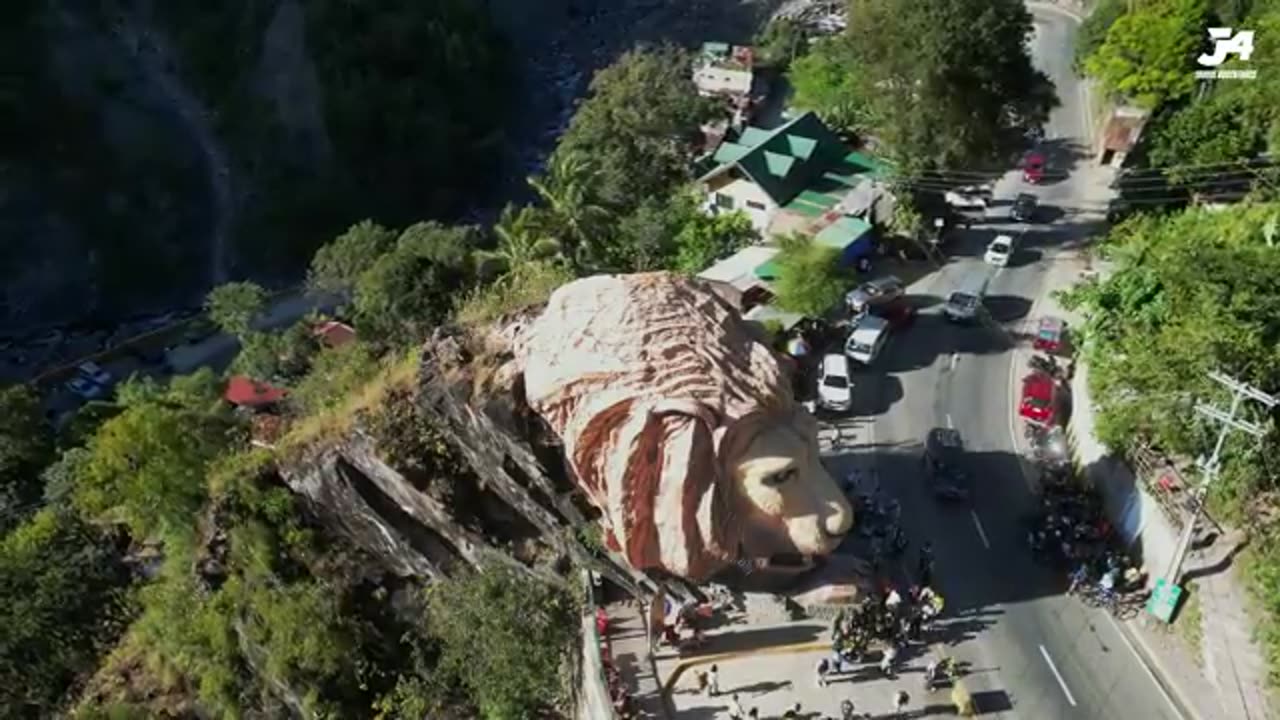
left=1021, top=425, right=1150, bottom=617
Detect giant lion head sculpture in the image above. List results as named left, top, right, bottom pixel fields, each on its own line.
left=516, top=272, right=853, bottom=582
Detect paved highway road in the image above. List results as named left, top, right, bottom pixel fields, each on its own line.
left=824, top=6, right=1186, bottom=719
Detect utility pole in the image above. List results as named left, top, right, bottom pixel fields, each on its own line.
left=1163, top=371, right=1277, bottom=584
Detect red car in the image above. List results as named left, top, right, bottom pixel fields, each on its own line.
left=872, top=297, right=917, bottom=330
left=1019, top=372, right=1058, bottom=424
left=1023, top=153, right=1046, bottom=184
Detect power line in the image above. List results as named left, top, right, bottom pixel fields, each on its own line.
left=1164, top=372, right=1277, bottom=585
left=872, top=156, right=1277, bottom=186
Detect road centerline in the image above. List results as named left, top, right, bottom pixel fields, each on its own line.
left=1040, top=644, right=1078, bottom=707
left=970, top=509, right=991, bottom=549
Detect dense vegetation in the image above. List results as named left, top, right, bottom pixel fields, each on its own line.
left=0, top=41, right=741, bottom=718
left=1072, top=0, right=1280, bottom=683
left=786, top=0, right=1057, bottom=170
left=1061, top=200, right=1280, bottom=680
left=1080, top=0, right=1280, bottom=192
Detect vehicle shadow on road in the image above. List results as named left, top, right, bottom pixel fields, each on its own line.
left=1007, top=247, right=1044, bottom=269
left=851, top=373, right=903, bottom=417
left=876, top=315, right=1011, bottom=374
left=862, top=445, right=1074, bottom=614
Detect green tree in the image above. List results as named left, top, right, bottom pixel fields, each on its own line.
left=771, top=234, right=851, bottom=316
left=554, top=46, right=717, bottom=212
left=1084, top=0, right=1208, bottom=109
left=233, top=331, right=284, bottom=382
left=1074, top=0, right=1128, bottom=70
left=72, top=395, right=233, bottom=540
left=1060, top=201, right=1280, bottom=473
left=788, top=37, right=871, bottom=134
left=277, top=318, right=322, bottom=379
left=609, top=194, right=695, bottom=272
left=424, top=562, right=578, bottom=719
left=672, top=210, right=759, bottom=274
left=527, top=151, right=613, bottom=271
left=0, top=508, right=132, bottom=717
left=205, top=281, right=267, bottom=338
left=480, top=204, right=563, bottom=278
left=352, top=222, right=476, bottom=347
left=788, top=0, right=1056, bottom=169
left=0, top=385, right=53, bottom=531
left=307, top=220, right=397, bottom=295
left=1150, top=94, right=1265, bottom=180
left=754, top=18, right=811, bottom=69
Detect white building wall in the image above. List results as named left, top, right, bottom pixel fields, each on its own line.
left=694, top=66, right=753, bottom=96
left=707, top=176, right=777, bottom=235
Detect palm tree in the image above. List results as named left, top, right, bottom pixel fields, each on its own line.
left=526, top=151, right=613, bottom=270
left=486, top=204, right=563, bottom=272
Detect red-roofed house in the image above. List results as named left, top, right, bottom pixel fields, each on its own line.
left=313, top=320, right=357, bottom=349
left=224, top=375, right=288, bottom=409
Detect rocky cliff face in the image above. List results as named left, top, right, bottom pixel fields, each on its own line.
left=276, top=318, right=655, bottom=599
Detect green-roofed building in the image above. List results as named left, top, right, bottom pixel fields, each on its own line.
left=698, top=111, right=887, bottom=235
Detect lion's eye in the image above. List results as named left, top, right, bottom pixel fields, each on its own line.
left=764, top=468, right=797, bottom=487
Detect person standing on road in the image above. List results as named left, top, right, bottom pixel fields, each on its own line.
left=727, top=693, right=745, bottom=719
left=917, top=542, right=934, bottom=587
left=892, top=689, right=910, bottom=716
left=880, top=643, right=899, bottom=677
left=816, top=657, right=830, bottom=687
left=708, top=664, right=720, bottom=697
left=924, top=658, right=940, bottom=689
left=885, top=586, right=903, bottom=613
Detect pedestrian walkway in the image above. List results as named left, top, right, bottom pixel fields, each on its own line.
left=1033, top=244, right=1270, bottom=720
left=1197, top=563, right=1271, bottom=720
left=604, top=601, right=669, bottom=719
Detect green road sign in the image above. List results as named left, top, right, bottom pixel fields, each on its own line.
left=1146, top=578, right=1183, bottom=623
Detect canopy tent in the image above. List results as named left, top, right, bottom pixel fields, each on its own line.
left=697, top=246, right=780, bottom=292
left=743, top=303, right=805, bottom=331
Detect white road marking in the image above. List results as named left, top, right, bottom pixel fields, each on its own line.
left=1006, top=347, right=1022, bottom=456
left=946, top=413, right=954, bottom=429
left=1040, top=644, right=1078, bottom=707
left=970, top=510, right=991, bottom=549
left=1103, top=613, right=1187, bottom=719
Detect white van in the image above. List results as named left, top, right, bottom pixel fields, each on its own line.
left=844, top=315, right=890, bottom=365
left=944, top=271, right=991, bottom=323
left=818, top=353, right=853, bottom=412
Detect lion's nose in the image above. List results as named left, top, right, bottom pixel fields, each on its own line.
left=822, top=495, right=854, bottom=538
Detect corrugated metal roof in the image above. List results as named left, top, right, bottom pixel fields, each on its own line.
left=814, top=215, right=873, bottom=249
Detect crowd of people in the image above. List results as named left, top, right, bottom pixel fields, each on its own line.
left=823, top=580, right=946, bottom=684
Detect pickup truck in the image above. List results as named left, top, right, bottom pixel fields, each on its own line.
left=944, top=185, right=992, bottom=210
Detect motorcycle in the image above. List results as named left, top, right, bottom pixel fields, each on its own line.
left=1029, top=354, right=1062, bottom=378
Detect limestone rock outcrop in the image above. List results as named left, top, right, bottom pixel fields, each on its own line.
left=516, top=272, right=854, bottom=582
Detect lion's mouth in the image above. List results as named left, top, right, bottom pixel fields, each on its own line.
left=762, top=553, right=816, bottom=572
